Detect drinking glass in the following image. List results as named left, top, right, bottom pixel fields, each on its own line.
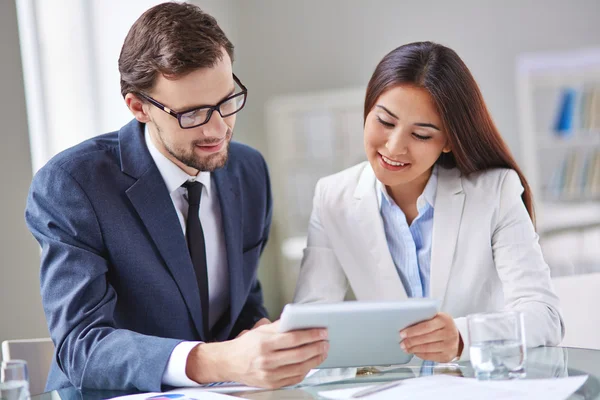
left=0, top=360, right=30, bottom=400
left=467, top=311, right=526, bottom=380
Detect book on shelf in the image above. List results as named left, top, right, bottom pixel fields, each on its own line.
left=565, top=151, right=582, bottom=197
left=589, top=149, right=600, bottom=196
left=547, top=154, right=567, bottom=199
left=547, top=149, right=600, bottom=200
left=552, top=86, right=600, bottom=135
left=544, top=85, right=600, bottom=201
left=584, top=86, right=600, bottom=132
left=554, top=88, right=576, bottom=135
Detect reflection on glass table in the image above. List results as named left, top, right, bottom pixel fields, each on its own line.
left=31, top=347, right=600, bottom=400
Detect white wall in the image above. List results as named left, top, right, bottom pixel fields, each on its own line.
left=228, top=0, right=600, bottom=316
left=90, top=0, right=166, bottom=135
left=5, top=0, right=600, bottom=337
left=0, top=0, right=48, bottom=344
left=232, top=0, right=600, bottom=158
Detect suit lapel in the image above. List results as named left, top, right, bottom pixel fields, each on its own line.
left=120, top=120, right=205, bottom=339
left=352, top=164, right=408, bottom=300
left=213, top=167, right=242, bottom=336
left=430, top=167, right=465, bottom=306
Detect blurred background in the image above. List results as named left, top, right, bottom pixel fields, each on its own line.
left=1, top=0, right=599, bottom=348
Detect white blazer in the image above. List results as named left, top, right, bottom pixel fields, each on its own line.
left=293, top=162, right=564, bottom=357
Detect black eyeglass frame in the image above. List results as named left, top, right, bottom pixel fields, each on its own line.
left=137, top=74, right=248, bottom=129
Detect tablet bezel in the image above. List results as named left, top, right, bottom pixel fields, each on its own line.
left=278, top=300, right=440, bottom=368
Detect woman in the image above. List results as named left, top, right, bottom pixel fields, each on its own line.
left=293, top=41, right=564, bottom=363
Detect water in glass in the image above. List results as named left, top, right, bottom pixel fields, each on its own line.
left=0, top=360, right=29, bottom=400
left=467, top=311, right=526, bottom=380
left=0, top=379, right=29, bottom=400
left=470, top=339, right=526, bottom=379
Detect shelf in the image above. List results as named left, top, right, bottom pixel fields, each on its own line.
left=538, top=132, right=600, bottom=150
left=519, top=48, right=600, bottom=88
left=543, top=194, right=600, bottom=203
left=530, top=71, right=600, bottom=88
left=537, top=201, right=600, bottom=237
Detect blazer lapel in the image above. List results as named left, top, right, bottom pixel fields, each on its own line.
left=430, top=167, right=465, bottom=306
left=352, top=164, right=408, bottom=300
left=213, top=167, right=242, bottom=337
left=120, top=120, right=205, bottom=339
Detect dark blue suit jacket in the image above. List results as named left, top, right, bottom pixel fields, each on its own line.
left=25, top=119, right=271, bottom=392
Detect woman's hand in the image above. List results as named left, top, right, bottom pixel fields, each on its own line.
left=399, top=312, right=463, bottom=362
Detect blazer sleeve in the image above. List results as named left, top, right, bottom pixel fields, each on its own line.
left=25, top=164, right=181, bottom=391
left=293, top=178, right=348, bottom=303
left=456, top=170, right=565, bottom=357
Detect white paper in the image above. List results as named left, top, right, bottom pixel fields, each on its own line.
left=318, top=375, right=588, bottom=400
left=166, top=386, right=261, bottom=395
left=478, top=376, right=589, bottom=400
left=108, top=392, right=235, bottom=400
left=319, top=375, right=518, bottom=400
left=298, top=368, right=358, bottom=387
left=108, top=370, right=324, bottom=399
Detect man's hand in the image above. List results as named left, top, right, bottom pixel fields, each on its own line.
left=399, top=312, right=463, bottom=362
left=236, top=317, right=271, bottom=338
left=186, top=320, right=328, bottom=389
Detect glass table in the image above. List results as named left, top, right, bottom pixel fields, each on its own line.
left=32, top=347, right=600, bottom=400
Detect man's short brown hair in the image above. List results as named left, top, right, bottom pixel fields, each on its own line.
left=118, top=2, right=234, bottom=98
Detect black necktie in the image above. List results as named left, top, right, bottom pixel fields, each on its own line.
left=182, top=181, right=210, bottom=341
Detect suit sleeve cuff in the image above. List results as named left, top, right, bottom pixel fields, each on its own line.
left=162, top=341, right=203, bottom=387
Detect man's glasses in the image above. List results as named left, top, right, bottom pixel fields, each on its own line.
left=137, top=74, right=248, bottom=129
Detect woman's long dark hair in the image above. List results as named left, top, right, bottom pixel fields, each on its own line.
left=364, top=41, right=535, bottom=223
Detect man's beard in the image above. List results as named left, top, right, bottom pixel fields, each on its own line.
left=155, top=122, right=231, bottom=172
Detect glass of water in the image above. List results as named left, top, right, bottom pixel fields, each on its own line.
left=467, top=311, right=526, bottom=380
left=0, top=360, right=30, bottom=400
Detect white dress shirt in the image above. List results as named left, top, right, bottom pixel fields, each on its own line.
left=144, top=126, right=229, bottom=386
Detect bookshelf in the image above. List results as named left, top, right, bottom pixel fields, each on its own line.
left=516, top=48, right=600, bottom=276
left=265, top=88, right=366, bottom=305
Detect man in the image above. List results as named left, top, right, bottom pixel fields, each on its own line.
left=25, top=2, right=328, bottom=392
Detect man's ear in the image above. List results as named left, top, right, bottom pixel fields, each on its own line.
left=125, top=93, right=151, bottom=123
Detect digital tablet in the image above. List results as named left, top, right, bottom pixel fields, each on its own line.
left=278, top=299, right=439, bottom=368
